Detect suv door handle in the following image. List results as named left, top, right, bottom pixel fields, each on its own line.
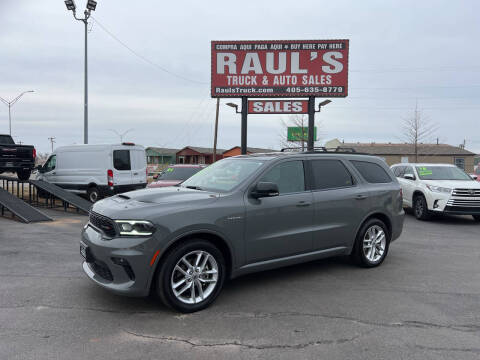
left=133, top=172, right=138, bottom=175
left=296, top=201, right=311, bottom=207
left=355, top=194, right=367, bottom=200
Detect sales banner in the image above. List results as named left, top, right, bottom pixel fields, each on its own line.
left=248, top=100, right=308, bottom=114
left=211, top=40, right=349, bottom=98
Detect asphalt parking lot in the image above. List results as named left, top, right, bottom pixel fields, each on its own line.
left=0, top=210, right=479, bottom=360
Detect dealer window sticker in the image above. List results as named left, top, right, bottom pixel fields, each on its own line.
left=418, top=167, right=433, bottom=176
left=166, top=168, right=174, bottom=173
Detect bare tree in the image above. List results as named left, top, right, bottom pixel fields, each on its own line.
left=278, top=114, right=322, bottom=151
left=35, top=152, right=50, bottom=166
left=401, top=102, right=437, bottom=162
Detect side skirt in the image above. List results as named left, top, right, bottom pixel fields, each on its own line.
left=232, top=246, right=348, bottom=279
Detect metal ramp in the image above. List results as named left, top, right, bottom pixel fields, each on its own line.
left=0, top=188, right=52, bottom=223
left=29, top=180, right=92, bottom=213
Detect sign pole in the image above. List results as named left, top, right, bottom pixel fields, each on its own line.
left=213, top=98, right=220, bottom=162
left=241, top=96, right=248, bottom=155
left=307, top=96, right=315, bottom=151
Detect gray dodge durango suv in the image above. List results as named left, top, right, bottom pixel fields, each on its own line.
left=80, top=149, right=404, bottom=312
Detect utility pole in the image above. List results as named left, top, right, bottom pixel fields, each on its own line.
left=48, top=137, right=56, bottom=153
left=0, top=91, right=34, bottom=135
left=213, top=98, right=220, bottom=162
left=64, top=0, right=98, bottom=144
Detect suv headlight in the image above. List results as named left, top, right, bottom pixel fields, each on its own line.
left=114, top=220, right=155, bottom=236
left=426, top=185, right=452, bottom=194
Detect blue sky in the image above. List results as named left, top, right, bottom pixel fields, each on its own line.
left=1, top=0, right=479, bottom=153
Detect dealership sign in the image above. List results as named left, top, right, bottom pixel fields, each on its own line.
left=248, top=100, right=308, bottom=114
left=211, top=40, right=349, bottom=98
left=287, top=127, right=317, bottom=141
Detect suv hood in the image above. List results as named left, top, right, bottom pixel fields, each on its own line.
left=92, top=186, right=219, bottom=219
left=423, top=180, right=480, bottom=189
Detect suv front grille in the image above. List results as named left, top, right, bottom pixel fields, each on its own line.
left=447, top=199, right=480, bottom=208
left=452, top=188, right=480, bottom=197
left=89, top=212, right=116, bottom=237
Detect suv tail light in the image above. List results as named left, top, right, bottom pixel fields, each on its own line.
left=399, top=188, right=403, bottom=201
left=32, top=148, right=36, bottom=159
left=107, top=169, right=114, bottom=186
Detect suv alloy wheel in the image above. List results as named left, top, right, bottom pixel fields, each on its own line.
left=156, top=240, right=226, bottom=313
left=352, top=219, right=390, bottom=267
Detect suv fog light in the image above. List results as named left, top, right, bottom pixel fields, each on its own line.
left=111, top=257, right=135, bottom=281
left=111, top=257, right=127, bottom=265
left=433, top=200, right=439, bottom=209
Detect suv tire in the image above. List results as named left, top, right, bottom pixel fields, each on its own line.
left=87, top=186, right=100, bottom=203
left=155, top=239, right=226, bottom=313
left=413, top=194, right=431, bottom=220
left=352, top=218, right=390, bottom=268
left=17, top=170, right=31, bottom=181
left=473, top=215, right=480, bottom=222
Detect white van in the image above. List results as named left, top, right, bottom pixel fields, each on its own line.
left=35, top=143, right=147, bottom=202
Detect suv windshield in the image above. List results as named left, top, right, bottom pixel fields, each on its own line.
left=181, top=158, right=264, bottom=192
left=416, top=166, right=472, bottom=180
left=158, top=167, right=203, bottom=181
left=0, top=135, right=15, bottom=145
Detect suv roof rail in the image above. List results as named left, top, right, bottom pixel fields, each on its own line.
left=280, top=146, right=361, bottom=154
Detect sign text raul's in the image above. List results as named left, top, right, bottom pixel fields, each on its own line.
left=211, top=40, right=349, bottom=98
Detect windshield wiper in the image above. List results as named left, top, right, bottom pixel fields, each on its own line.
left=185, top=185, right=203, bottom=190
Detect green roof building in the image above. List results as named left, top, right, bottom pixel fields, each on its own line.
left=146, top=147, right=179, bottom=165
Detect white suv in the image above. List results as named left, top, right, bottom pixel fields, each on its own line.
left=391, top=163, right=480, bottom=221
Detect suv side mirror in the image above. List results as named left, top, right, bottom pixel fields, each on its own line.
left=251, top=182, right=279, bottom=198
left=404, top=173, right=415, bottom=180
left=470, top=174, right=478, bottom=180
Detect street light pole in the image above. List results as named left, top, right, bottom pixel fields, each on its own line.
left=0, top=90, right=34, bottom=136
left=307, top=99, right=331, bottom=151
left=64, top=0, right=98, bottom=144
left=84, top=15, right=88, bottom=145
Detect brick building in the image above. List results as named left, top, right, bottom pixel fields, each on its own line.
left=222, top=146, right=277, bottom=158
left=176, top=146, right=226, bottom=165
left=325, top=139, right=476, bottom=173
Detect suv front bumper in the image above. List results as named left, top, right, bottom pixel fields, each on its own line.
left=425, top=192, right=480, bottom=215
left=80, top=225, right=159, bottom=297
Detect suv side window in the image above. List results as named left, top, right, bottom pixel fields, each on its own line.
left=113, top=150, right=131, bottom=171
left=351, top=160, right=392, bottom=183
left=258, top=160, right=305, bottom=195
left=310, top=159, right=355, bottom=190
left=403, top=166, right=415, bottom=178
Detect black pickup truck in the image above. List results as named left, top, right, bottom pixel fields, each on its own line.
left=0, top=134, right=36, bottom=180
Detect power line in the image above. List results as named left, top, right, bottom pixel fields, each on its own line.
left=329, top=106, right=480, bottom=110
left=91, top=16, right=208, bottom=85
left=351, top=84, right=480, bottom=90
left=350, top=66, right=480, bottom=73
